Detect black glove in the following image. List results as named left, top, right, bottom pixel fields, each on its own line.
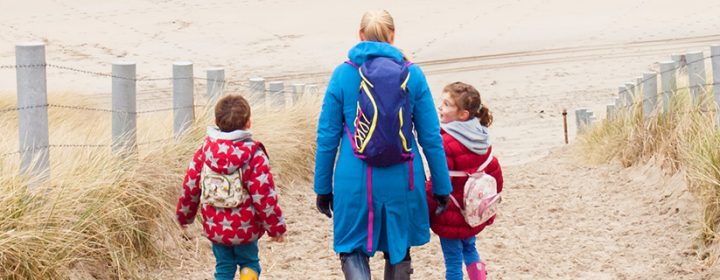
left=316, top=193, right=333, bottom=218
left=434, top=194, right=449, bottom=215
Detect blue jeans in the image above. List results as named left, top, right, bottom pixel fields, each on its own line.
left=439, top=236, right=481, bottom=280
left=211, top=241, right=261, bottom=280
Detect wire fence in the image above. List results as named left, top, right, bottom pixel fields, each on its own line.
left=0, top=49, right=327, bottom=174
left=577, top=47, right=720, bottom=132
left=0, top=136, right=177, bottom=159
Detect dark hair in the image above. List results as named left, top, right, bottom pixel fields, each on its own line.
left=214, top=94, right=251, bottom=132
left=443, top=81, right=493, bottom=127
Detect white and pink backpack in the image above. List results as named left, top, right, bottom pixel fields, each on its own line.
left=448, top=150, right=501, bottom=228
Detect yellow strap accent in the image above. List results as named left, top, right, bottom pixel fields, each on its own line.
left=401, top=71, right=410, bottom=91
left=357, top=82, right=378, bottom=153
left=398, top=108, right=411, bottom=152
left=359, top=68, right=374, bottom=88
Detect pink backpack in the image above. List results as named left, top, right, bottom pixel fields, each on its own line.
left=448, top=150, right=501, bottom=228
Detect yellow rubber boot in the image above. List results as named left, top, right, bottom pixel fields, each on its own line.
left=238, top=267, right=258, bottom=280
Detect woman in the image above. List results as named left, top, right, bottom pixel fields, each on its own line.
left=313, top=10, right=452, bottom=280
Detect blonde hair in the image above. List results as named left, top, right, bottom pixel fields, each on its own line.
left=360, top=10, right=395, bottom=43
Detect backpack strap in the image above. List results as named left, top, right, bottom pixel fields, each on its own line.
left=448, top=194, right=464, bottom=212
left=344, top=60, right=359, bottom=69
left=448, top=149, right=494, bottom=177
left=255, top=141, right=269, bottom=159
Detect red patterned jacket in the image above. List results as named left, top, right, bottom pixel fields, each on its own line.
left=176, top=127, right=286, bottom=245
left=426, top=129, right=503, bottom=239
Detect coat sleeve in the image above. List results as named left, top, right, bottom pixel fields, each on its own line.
left=313, top=66, right=345, bottom=195
left=247, top=145, right=287, bottom=237
left=410, top=66, right=452, bottom=196
left=176, top=142, right=206, bottom=225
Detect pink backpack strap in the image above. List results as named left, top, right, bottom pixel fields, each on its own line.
left=448, top=149, right=494, bottom=177
left=344, top=60, right=360, bottom=69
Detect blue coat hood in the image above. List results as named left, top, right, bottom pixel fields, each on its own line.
left=348, top=41, right=405, bottom=65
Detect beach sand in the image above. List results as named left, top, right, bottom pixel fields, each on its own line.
left=3, top=0, right=720, bottom=278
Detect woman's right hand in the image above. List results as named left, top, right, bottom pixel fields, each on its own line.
left=316, top=193, right=334, bottom=218
left=433, top=194, right=449, bottom=215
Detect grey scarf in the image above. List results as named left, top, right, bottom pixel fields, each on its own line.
left=441, top=118, right=490, bottom=155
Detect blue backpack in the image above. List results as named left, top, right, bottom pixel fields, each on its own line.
left=344, top=57, right=415, bottom=167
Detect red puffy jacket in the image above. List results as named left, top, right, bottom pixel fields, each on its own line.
left=426, top=129, right=504, bottom=239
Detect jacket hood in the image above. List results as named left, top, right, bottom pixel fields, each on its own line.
left=206, top=126, right=253, bottom=141
left=204, top=126, right=256, bottom=173
left=348, top=41, right=405, bottom=65
left=441, top=118, right=490, bottom=155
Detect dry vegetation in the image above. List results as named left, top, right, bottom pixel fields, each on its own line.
left=580, top=86, right=720, bottom=265
left=0, top=92, right=322, bottom=279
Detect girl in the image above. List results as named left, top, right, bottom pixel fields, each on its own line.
left=313, top=10, right=452, bottom=280
left=426, top=82, right=504, bottom=280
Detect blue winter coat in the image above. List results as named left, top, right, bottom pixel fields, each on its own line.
left=314, top=41, right=452, bottom=265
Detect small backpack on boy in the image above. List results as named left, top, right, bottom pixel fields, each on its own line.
left=200, top=142, right=266, bottom=208
left=200, top=164, right=248, bottom=208
left=448, top=149, right=501, bottom=227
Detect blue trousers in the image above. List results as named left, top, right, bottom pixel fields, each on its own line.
left=211, top=241, right=261, bottom=280
left=439, top=236, right=481, bottom=280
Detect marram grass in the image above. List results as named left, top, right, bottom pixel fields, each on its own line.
left=580, top=88, right=720, bottom=264
left=0, top=92, right=322, bottom=279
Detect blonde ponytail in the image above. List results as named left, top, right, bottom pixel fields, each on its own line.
left=360, top=10, right=395, bottom=43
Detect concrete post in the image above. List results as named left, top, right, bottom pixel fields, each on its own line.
left=624, top=82, right=635, bottom=104
left=687, top=51, right=707, bottom=106
left=306, top=84, right=319, bottom=95
left=173, top=61, right=194, bottom=138
left=642, top=72, right=658, bottom=120
left=617, top=86, right=627, bottom=108
left=711, top=46, right=720, bottom=128
left=575, top=108, right=588, bottom=133
left=267, top=81, right=284, bottom=108
left=111, top=61, right=137, bottom=155
left=290, top=83, right=305, bottom=106
left=659, top=61, right=676, bottom=114
left=249, top=77, right=265, bottom=104
left=15, top=42, right=49, bottom=183
left=606, top=104, right=616, bottom=121
left=206, top=67, right=225, bottom=102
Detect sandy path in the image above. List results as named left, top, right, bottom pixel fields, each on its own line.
left=150, top=146, right=716, bottom=279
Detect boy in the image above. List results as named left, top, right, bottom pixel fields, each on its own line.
left=176, top=94, right=286, bottom=280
